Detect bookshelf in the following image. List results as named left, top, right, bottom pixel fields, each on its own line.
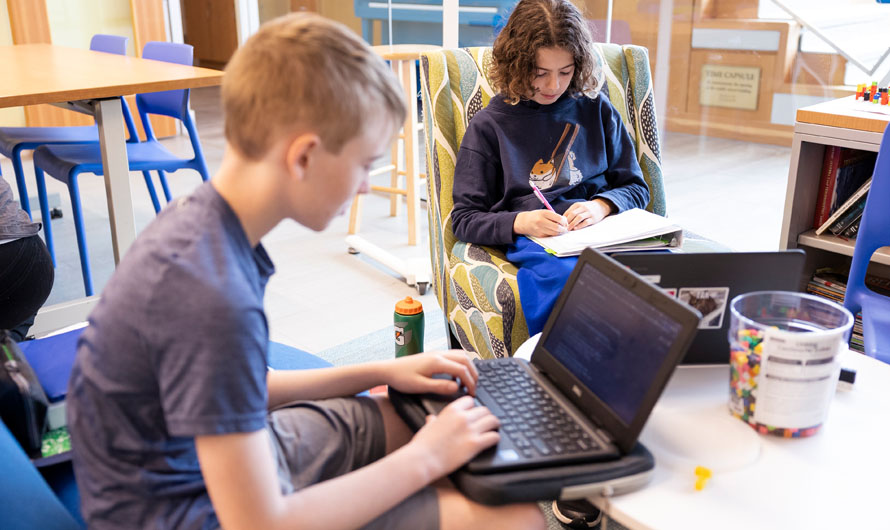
left=780, top=96, right=890, bottom=271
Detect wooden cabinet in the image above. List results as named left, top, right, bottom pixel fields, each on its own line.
left=182, top=0, right=238, bottom=68
left=779, top=97, right=890, bottom=277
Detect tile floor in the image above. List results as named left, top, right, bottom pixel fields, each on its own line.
left=5, top=86, right=792, bottom=353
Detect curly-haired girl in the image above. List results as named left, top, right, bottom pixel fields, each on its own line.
left=451, top=0, right=651, bottom=335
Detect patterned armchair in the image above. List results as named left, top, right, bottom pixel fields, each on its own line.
left=419, top=44, right=665, bottom=359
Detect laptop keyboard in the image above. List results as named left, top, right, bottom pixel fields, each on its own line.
left=476, top=360, right=603, bottom=460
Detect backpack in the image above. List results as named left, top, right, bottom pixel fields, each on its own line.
left=0, top=329, right=49, bottom=457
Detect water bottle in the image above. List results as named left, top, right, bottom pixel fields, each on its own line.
left=394, top=297, right=424, bottom=357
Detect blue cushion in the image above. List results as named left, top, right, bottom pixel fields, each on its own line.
left=19, top=328, right=85, bottom=402
left=268, top=342, right=332, bottom=371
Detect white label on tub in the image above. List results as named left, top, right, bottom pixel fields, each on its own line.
left=753, top=328, right=843, bottom=429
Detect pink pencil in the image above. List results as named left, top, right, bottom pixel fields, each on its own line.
left=530, top=183, right=556, bottom=213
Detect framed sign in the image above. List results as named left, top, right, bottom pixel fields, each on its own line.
left=699, top=65, right=761, bottom=111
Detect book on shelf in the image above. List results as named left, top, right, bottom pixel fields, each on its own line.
left=815, top=178, right=871, bottom=236
left=813, top=146, right=841, bottom=227
left=805, top=268, right=890, bottom=354
left=805, top=268, right=862, bottom=352
left=827, top=201, right=865, bottom=236
left=812, top=147, right=876, bottom=228
left=529, top=208, right=683, bottom=257
left=840, top=217, right=862, bottom=240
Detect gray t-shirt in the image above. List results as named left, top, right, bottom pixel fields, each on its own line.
left=67, top=182, right=274, bottom=529
left=0, top=176, right=40, bottom=240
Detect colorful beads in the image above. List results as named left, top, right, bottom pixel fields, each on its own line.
left=729, top=326, right=823, bottom=438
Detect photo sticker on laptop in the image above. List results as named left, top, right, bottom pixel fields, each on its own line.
left=677, top=287, right=730, bottom=329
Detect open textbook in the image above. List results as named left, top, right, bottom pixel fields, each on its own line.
left=529, top=208, right=683, bottom=257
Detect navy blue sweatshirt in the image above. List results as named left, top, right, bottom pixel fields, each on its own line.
left=451, top=92, right=649, bottom=246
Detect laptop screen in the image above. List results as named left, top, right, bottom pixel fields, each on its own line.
left=541, top=261, right=685, bottom=425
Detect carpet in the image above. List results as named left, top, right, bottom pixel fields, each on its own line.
left=316, top=307, right=450, bottom=366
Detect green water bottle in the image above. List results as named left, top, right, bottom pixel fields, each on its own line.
left=394, top=297, right=424, bottom=357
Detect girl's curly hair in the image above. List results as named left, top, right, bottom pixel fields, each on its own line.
left=490, top=0, right=601, bottom=104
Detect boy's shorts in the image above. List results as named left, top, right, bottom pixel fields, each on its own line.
left=267, top=396, right=439, bottom=530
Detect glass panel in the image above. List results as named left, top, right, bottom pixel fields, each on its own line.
left=760, top=0, right=890, bottom=85
left=258, top=0, right=292, bottom=25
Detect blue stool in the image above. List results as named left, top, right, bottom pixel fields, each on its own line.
left=268, top=341, right=333, bottom=370
left=15, top=328, right=332, bottom=529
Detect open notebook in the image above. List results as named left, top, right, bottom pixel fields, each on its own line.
left=529, top=208, right=683, bottom=257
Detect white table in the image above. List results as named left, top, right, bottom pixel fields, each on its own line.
left=515, top=336, right=890, bottom=529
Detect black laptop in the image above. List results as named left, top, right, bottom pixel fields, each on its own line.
left=391, top=248, right=701, bottom=474
left=612, top=250, right=806, bottom=364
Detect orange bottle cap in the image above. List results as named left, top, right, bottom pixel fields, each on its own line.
left=395, top=296, right=423, bottom=315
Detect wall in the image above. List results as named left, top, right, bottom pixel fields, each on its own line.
left=46, top=0, right=136, bottom=55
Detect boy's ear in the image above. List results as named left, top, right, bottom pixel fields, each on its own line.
left=285, top=133, right=321, bottom=180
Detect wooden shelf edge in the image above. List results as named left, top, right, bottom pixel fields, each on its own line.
left=798, top=230, right=890, bottom=267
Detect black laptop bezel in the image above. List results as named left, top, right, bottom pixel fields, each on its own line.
left=530, top=248, right=701, bottom=454
left=612, top=250, right=806, bottom=364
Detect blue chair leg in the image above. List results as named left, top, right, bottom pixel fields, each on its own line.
left=33, top=166, right=56, bottom=267
left=185, top=118, right=210, bottom=183
left=12, top=149, right=31, bottom=217
left=141, top=171, right=161, bottom=213
left=156, top=170, right=172, bottom=203
left=67, top=175, right=93, bottom=297
left=196, top=160, right=210, bottom=182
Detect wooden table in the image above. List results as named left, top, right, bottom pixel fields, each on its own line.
left=0, top=44, right=223, bottom=333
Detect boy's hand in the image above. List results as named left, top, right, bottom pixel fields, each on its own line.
left=384, top=350, right=479, bottom=396
left=565, top=199, right=613, bottom=230
left=513, top=210, right=568, bottom=237
left=410, top=395, right=500, bottom=478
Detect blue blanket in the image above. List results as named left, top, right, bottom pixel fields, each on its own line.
left=506, top=237, right=578, bottom=336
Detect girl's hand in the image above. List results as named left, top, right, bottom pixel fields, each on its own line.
left=565, top=199, right=613, bottom=230
left=384, top=350, right=479, bottom=396
left=513, top=210, right=568, bottom=237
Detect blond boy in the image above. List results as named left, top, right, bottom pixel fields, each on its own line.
left=67, top=14, right=546, bottom=530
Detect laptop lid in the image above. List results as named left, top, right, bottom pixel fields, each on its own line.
left=530, top=248, right=701, bottom=454
left=612, top=250, right=806, bottom=364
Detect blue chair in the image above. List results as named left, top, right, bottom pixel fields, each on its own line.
left=0, top=34, right=133, bottom=219
left=844, top=123, right=890, bottom=364
left=32, top=41, right=210, bottom=296
left=0, top=419, right=82, bottom=530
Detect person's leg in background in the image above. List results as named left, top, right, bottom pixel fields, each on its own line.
left=0, top=234, right=54, bottom=341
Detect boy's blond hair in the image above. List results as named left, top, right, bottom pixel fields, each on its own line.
left=223, top=13, right=406, bottom=159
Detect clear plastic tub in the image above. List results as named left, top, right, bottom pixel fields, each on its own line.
left=728, top=291, right=853, bottom=437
